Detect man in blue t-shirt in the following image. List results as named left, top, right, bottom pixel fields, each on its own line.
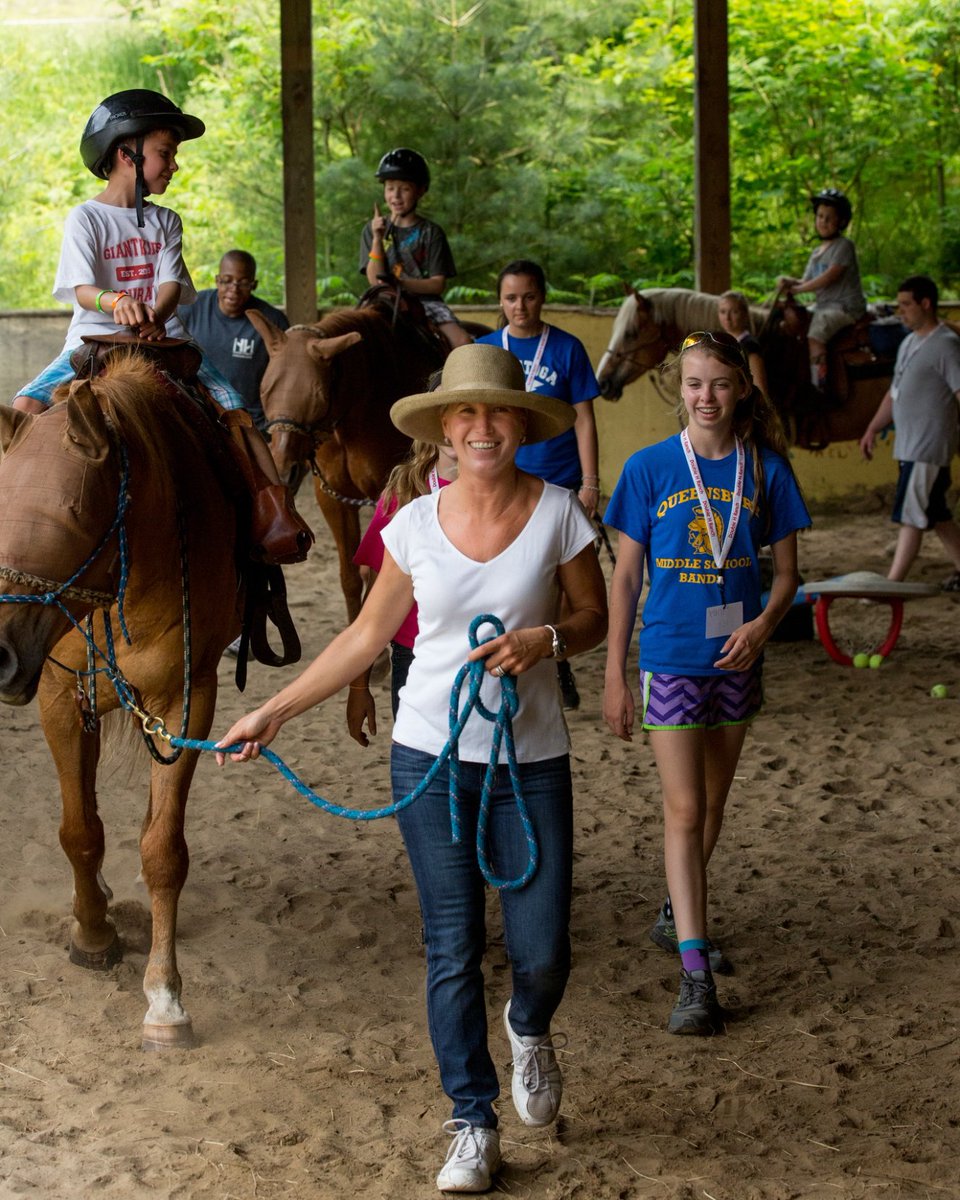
left=178, top=249, right=288, bottom=431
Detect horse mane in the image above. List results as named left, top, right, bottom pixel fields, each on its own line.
left=316, top=307, right=402, bottom=366
left=609, top=292, right=642, bottom=344
left=639, top=287, right=767, bottom=337
left=56, top=355, right=208, bottom=506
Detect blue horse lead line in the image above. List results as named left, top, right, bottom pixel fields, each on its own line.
left=179, top=614, right=540, bottom=892
left=0, top=479, right=538, bottom=887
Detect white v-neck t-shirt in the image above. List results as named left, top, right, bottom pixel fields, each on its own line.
left=381, top=481, right=596, bottom=763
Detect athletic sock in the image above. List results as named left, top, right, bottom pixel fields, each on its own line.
left=679, top=939, right=711, bottom=973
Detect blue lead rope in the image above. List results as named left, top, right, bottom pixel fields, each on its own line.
left=175, top=614, right=539, bottom=891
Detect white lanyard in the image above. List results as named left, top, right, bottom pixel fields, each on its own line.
left=502, top=324, right=550, bottom=392
left=679, top=429, right=745, bottom=582
left=428, top=465, right=441, bottom=493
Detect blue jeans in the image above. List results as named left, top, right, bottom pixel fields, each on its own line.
left=18, top=346, right=244, bottom=410
left=391, top=744, right=573, bottom=1129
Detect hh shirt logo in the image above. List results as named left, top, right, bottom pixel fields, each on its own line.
left=232, top=336, right=255, bottom=360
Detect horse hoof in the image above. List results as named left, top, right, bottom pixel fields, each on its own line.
left=69, top=931, right=122, bottom=971
left=141, top=1021, right=196, bottom=1052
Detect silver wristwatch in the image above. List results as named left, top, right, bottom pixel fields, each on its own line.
left=544, top=624, right=566, bottom=660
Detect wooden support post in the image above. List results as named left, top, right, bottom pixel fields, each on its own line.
left=693, top=0, right=731, bottom=295
left=280, top=0, right=317, bottom=324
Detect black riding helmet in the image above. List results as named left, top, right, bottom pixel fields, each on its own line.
left=375, top=148, right=430, bottom=190
left=811, top=187, right=852, bottom=231
left=80, top=90, right=204, bottom=227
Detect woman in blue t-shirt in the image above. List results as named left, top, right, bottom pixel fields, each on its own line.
left=477, top=259, right=600, bottom=710
left=603, top=330, right=810, bottom=1036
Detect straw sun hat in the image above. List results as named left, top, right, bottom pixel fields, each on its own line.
left=389, top=343, right=576, bottom=445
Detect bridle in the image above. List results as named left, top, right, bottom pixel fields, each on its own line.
left=602, top=323, right=666, bottom=374
left=261, top=346, right=376, bottom=509
left=0, top=430, right=195, bottom=764
left=0, top=433, right=131, bottom=632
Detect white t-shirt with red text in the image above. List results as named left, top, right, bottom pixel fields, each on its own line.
left=53, top=198, right=196, bottom=348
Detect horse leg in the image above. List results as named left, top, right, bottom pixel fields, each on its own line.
left=314, top=482, right=363, bottom=623
left=38, top=683, right=122, bottom=970
left=138, top=744, right=201, bottom=1050
left=138, top=679, right=220, bottom=1052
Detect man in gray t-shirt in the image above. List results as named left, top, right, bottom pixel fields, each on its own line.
left=178, top=249, right=288, bottom=431
left=860, top=274, right=960, bottom=587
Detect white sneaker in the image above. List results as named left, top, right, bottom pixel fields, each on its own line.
left=503, top=1000, right=565, bottom=1126
left=436, top=1120, right=501, bottom=1193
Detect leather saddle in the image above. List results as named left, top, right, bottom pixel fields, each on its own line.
left=357, top=279, right=449, bottom=356
left=69, top=333, right=304, bottom=679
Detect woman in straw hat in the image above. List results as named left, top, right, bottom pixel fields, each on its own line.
left=216, top=343, right=607, bottom=1193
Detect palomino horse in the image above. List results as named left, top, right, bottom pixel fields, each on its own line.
left=249, top=306, right=445, bottom=622
left=596, top=287, right=895, bottom=449
left=0, top=357, right=243, bottom=1050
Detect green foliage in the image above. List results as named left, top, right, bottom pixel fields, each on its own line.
left=3, top=0, right=960, bottom=313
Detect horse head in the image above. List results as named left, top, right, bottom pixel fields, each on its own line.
left=249, top=310, right=362, bottom=488
left=0, top=383, right=120, bottom=703
left=596, top=290, right=668, bottom=400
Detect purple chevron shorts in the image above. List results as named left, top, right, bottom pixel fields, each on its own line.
left=640, top=663, right=763, bottom=730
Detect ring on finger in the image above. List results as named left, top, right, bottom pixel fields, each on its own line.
left=493, top=664, right=505, bottom=677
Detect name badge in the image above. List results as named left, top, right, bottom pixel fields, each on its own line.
left=705, top=602, right=744, bottom=639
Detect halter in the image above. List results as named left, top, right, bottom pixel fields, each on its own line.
left=261, top=345, right=377, bottom=508
left=602, top=322, right=666, bottom=372
left=0, top=436, right=132, bottom=640
left=0, top=432, right=195, bottom=765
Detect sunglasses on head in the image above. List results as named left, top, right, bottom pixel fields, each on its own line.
left=680, top=330, right=748, bottom=365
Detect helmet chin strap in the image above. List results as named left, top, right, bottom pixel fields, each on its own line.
left=119, top=136, right=147, bottom=227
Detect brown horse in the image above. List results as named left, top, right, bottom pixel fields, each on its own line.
left=596, top=287, right=896, bottom=449
left=0, top=356, right=242, bottom=1050
left=249, top=306, right=445, bottom=621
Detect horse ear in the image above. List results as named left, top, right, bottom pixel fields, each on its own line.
left=247, top=309, right=289, bottom=357
left=634, top=293, right=653, bottom=315
left=63, top=381, right=110, bottom=463
left=308, top=331, right=363, bottom=363
left=0, top=406, right=35, bottom=458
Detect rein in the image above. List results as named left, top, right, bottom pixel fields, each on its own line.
left=136, top=614, right=540, bottom=891
left=310, top=463, right=377, bottom=508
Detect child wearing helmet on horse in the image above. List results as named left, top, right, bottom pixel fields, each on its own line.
left=12, top=90, right=246, bottom=414
left=359, top=148, right=472, bottom=350
left=11, top=90, right=312, bottom=565
left=777, top=188, right=866, bottom=390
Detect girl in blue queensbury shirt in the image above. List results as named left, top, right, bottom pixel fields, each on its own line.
left=603, top=330, right=810, bottom=1036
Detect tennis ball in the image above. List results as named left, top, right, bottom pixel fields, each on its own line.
left=852, top=653, right=869, bottom=669
left=869, top=654, right=885, bottom=669
left=930, top=683, right=948, bottom=699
